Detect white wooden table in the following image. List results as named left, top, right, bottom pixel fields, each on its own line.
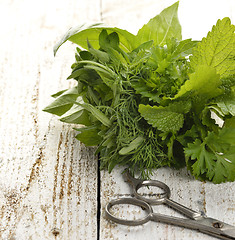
left=0, top=0, right=234, bottom=239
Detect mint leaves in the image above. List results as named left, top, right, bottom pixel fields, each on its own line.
left=139, top=101, right=191, bottom=133
left=175, top=65, right=222, bottom=99
left=44, top=2, right=235, bottom=183
left=190, top=18, right=235, bottom=78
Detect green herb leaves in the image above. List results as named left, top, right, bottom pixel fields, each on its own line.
left=135, top=2, right=181, bottom=47
left=53, top=2, right=182, bottom=55
left=53, top=23, right=136, bottom=55
left=175, top=65, right=222, bottom=99
left=44, top=2, right=235, bottom=183
left=190, top=17, right=235, bottom=78
left=185, top=128, right=235, bottom=183
left=43, top=87, right=79, bottom=116
left=139, top=101, right=191, bottom=133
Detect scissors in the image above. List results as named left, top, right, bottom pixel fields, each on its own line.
left=105, top=170, right=235, bottom=240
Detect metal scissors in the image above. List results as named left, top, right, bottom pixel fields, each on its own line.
left=105, top=170, right=235, bottom=240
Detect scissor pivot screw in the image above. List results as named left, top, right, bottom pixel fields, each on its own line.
left=212, top=221, right=223, bottom=228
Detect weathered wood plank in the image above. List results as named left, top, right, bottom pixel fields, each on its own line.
left=0, top=0, right=101, bottom=239
left=99, top=0, right=235, bottom=239
left=1, top=0, right=235, bottom=239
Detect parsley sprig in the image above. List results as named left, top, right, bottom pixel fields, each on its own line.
left=44, top=2, right=235, bottom=183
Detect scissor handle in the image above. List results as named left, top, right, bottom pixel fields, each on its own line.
left=106, top=198, right=235, bottom=239
left=105, top=198, right=152, bottom=226
left=125, top=170, right=171, bottom=205
left=124, top=171, right=201, bottom=219
left=134, top=180, right=171, bottom=205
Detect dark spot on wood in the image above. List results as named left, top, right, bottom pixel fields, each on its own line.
left=51, top=228, right=61, bottom=236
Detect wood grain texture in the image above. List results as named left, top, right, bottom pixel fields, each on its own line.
left=0, top=0, right=235, bottom=240
left=0, top=0, right=101, bottom=239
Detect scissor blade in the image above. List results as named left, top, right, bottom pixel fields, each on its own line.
left=151, top=213, right=235, bottom=240
left=200, top=229, right=235, bottom=240
left=221, top=228, right=235, bottom=239
left=199, top=218, right=235, bottom=240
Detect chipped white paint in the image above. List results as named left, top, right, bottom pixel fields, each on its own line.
left=0, top=0, right=100, bottom=239
left=0, top=0, right=234, bottom=240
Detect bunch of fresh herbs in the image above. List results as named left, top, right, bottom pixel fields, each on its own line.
left=43, top=2, right=235, bottom=183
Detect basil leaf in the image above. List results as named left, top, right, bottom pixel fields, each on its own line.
left=67, top=68, right=90, bottom=80
left=59, top=105, right=91, bottom=125
left=43, top=87, right=79, bottom=116
left=75, top=126, right=102, bottom=146
left=53, top=23, right=136, bottom=55
left=135, top=2, right=181, bottom=47
left=51, top=89, right=68, bottom=98
left=132, top=40, right=153, bottom=53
